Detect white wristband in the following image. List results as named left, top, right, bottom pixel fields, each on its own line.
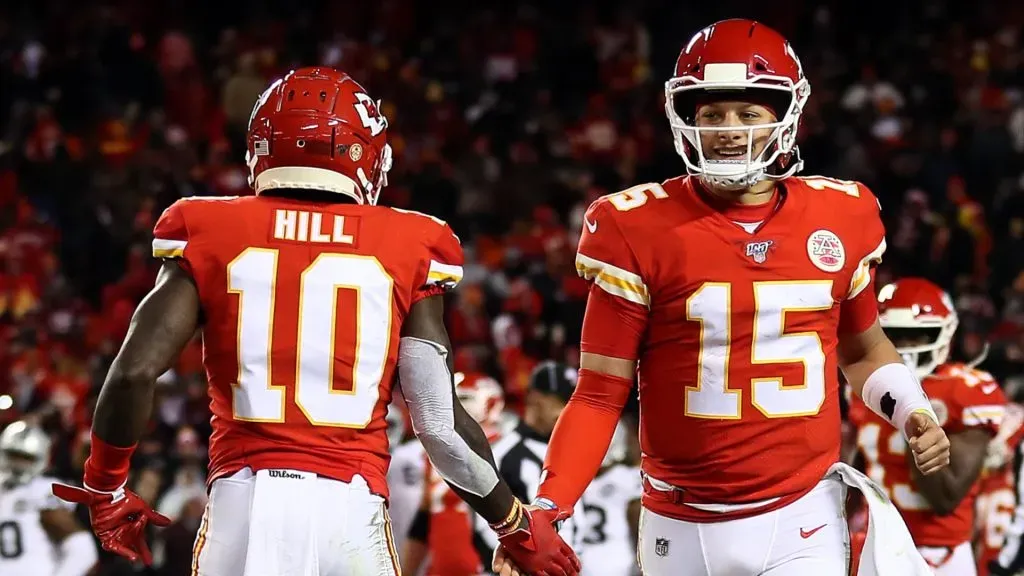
left=860, top=363, right=937, bottom=438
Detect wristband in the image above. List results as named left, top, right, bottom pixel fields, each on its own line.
left=83, top=433, right=136, bottom=492
left=490, top=499, right=524, bottom=536
left=860, top=363, right=937, bottom=438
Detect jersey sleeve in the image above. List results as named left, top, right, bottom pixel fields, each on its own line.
left=845, top=183, right=887, bottom=301
left=838, top=183, right=886, bottom=333
left=942, top=368, right=1006, bottom=436
left=152, top=200, right=196, bottom=275
left=412, top=222, right=464, bottom=304
left=576, top=199, right=649, bottom=360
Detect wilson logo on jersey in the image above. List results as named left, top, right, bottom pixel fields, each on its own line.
left=744, top=240, right=773, bottom=264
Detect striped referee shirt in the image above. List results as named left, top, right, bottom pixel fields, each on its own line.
left=472, top=421, right=586, bottom=570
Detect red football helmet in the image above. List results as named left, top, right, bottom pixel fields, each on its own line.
left=246, top=67, right=393, bottom=205
left=877, top=278, right=959, bottom=379
left=454, top=372, right=505, bottom=435
left=665, top=19, right=810, bottom=190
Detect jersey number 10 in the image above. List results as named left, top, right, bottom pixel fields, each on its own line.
left=227, top=248, right=392, bottom=428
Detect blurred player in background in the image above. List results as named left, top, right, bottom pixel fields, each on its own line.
left=402, top=372, right=505, bottom=576
left=498, top=18, right=947, bottom=576
left=481, top=361, right=587, bottom=568
left=0, top=421, right=97, bottom=576
left=385, top=401, right=425, bottom=558
left=983, top=402, right=1024, bottom=575
left=51, top=67, right=578, bottom=576
left=579, top=416, right=642, bottom=576
left=850, top=277, right=1005, bottom=575
left=976, top=402, right=1024, bottom=575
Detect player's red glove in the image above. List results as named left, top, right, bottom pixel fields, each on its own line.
left=496, top=504, right=581, bottom=576
left=52, top=482, right=170, bottom=565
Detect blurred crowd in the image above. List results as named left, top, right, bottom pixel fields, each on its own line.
left=1, top=0, right=1023, bottom=572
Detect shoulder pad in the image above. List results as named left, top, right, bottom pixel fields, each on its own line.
left=591, top=182, right=671, bottom=218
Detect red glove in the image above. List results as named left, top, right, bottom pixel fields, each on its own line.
left=497, top=505, right=581, bottom=576
left=52, top=483, right=170, bottom=565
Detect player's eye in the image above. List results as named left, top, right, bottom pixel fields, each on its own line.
left=741, top=111, right=761, bottom=121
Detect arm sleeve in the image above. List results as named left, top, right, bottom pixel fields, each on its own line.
left=397, top=336, right=499, bottom=497
left=413, top=223, right=464, bottom=304
left=152, top=200, right=196, bottom=276
left=575, top=200, right=649, bottom=360
left=536, top=199, right=646, bottom=511
left=537, top=369, right=633, bottom=512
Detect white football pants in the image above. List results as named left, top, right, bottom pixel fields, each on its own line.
left=191, top=468, right=400, bottom=576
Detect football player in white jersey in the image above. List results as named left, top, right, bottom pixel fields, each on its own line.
left=580, top=417, right=642, bottom=576
left=0, top=421, right=97, bottom=575
left=385, top=400, right=427, bottom=561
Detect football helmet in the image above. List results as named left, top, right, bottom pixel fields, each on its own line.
left=246, top=67, right=393, bottom=205
left=665, top=19, right=810, bottom=190
left=877, top=278, right=959, bottom=379
left=0, top=421, right=51, bottom=487
left=454, top=372, right=505, bottom=435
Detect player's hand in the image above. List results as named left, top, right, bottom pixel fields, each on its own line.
left=493, top=505, right=580, bottom=576
left=52, top=482, right=171, bottom=565
left=905, top=410, right=950, bottom=475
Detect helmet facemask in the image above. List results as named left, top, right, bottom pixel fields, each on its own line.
left=665, top=70, right=810, bottom=190
left=881, top=320, right=958, bottom=379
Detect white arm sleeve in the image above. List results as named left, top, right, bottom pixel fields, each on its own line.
left=397, top=336, right=500, bottom=497
left=54, top=531, right=98, bottom=576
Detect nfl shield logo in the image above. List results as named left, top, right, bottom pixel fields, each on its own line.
left=745, top=240, right=773, bottom=264
left=655, top=537, right=670, bottom=557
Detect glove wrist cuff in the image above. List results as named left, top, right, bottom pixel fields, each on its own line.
left=83, top=433, right=136, bottom=492
left=82, top=480, right=127, bottom=495
left=532, top=497, right=557, bottom=511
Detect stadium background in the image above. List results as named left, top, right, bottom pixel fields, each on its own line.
left=1, top=0, right=1022, bottom=573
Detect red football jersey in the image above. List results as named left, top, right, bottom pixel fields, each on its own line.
left=849, top=363, right=1006, bottom=547
left=422, top=458, right=483, bottom=576
left=576, top=175, right=886, bottom=522
left=152, top=196, right=463, bottom=499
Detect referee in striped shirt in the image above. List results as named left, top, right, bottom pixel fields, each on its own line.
left=473, top=361, right=586, bottom=571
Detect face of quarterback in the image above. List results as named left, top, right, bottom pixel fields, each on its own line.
left=695, top=101, right=778, bottom=166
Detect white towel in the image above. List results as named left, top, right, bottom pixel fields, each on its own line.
left=828, top=463, right=934, bottom=576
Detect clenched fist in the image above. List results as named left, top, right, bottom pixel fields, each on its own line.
left=905, top=410, right=950, bottom=475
